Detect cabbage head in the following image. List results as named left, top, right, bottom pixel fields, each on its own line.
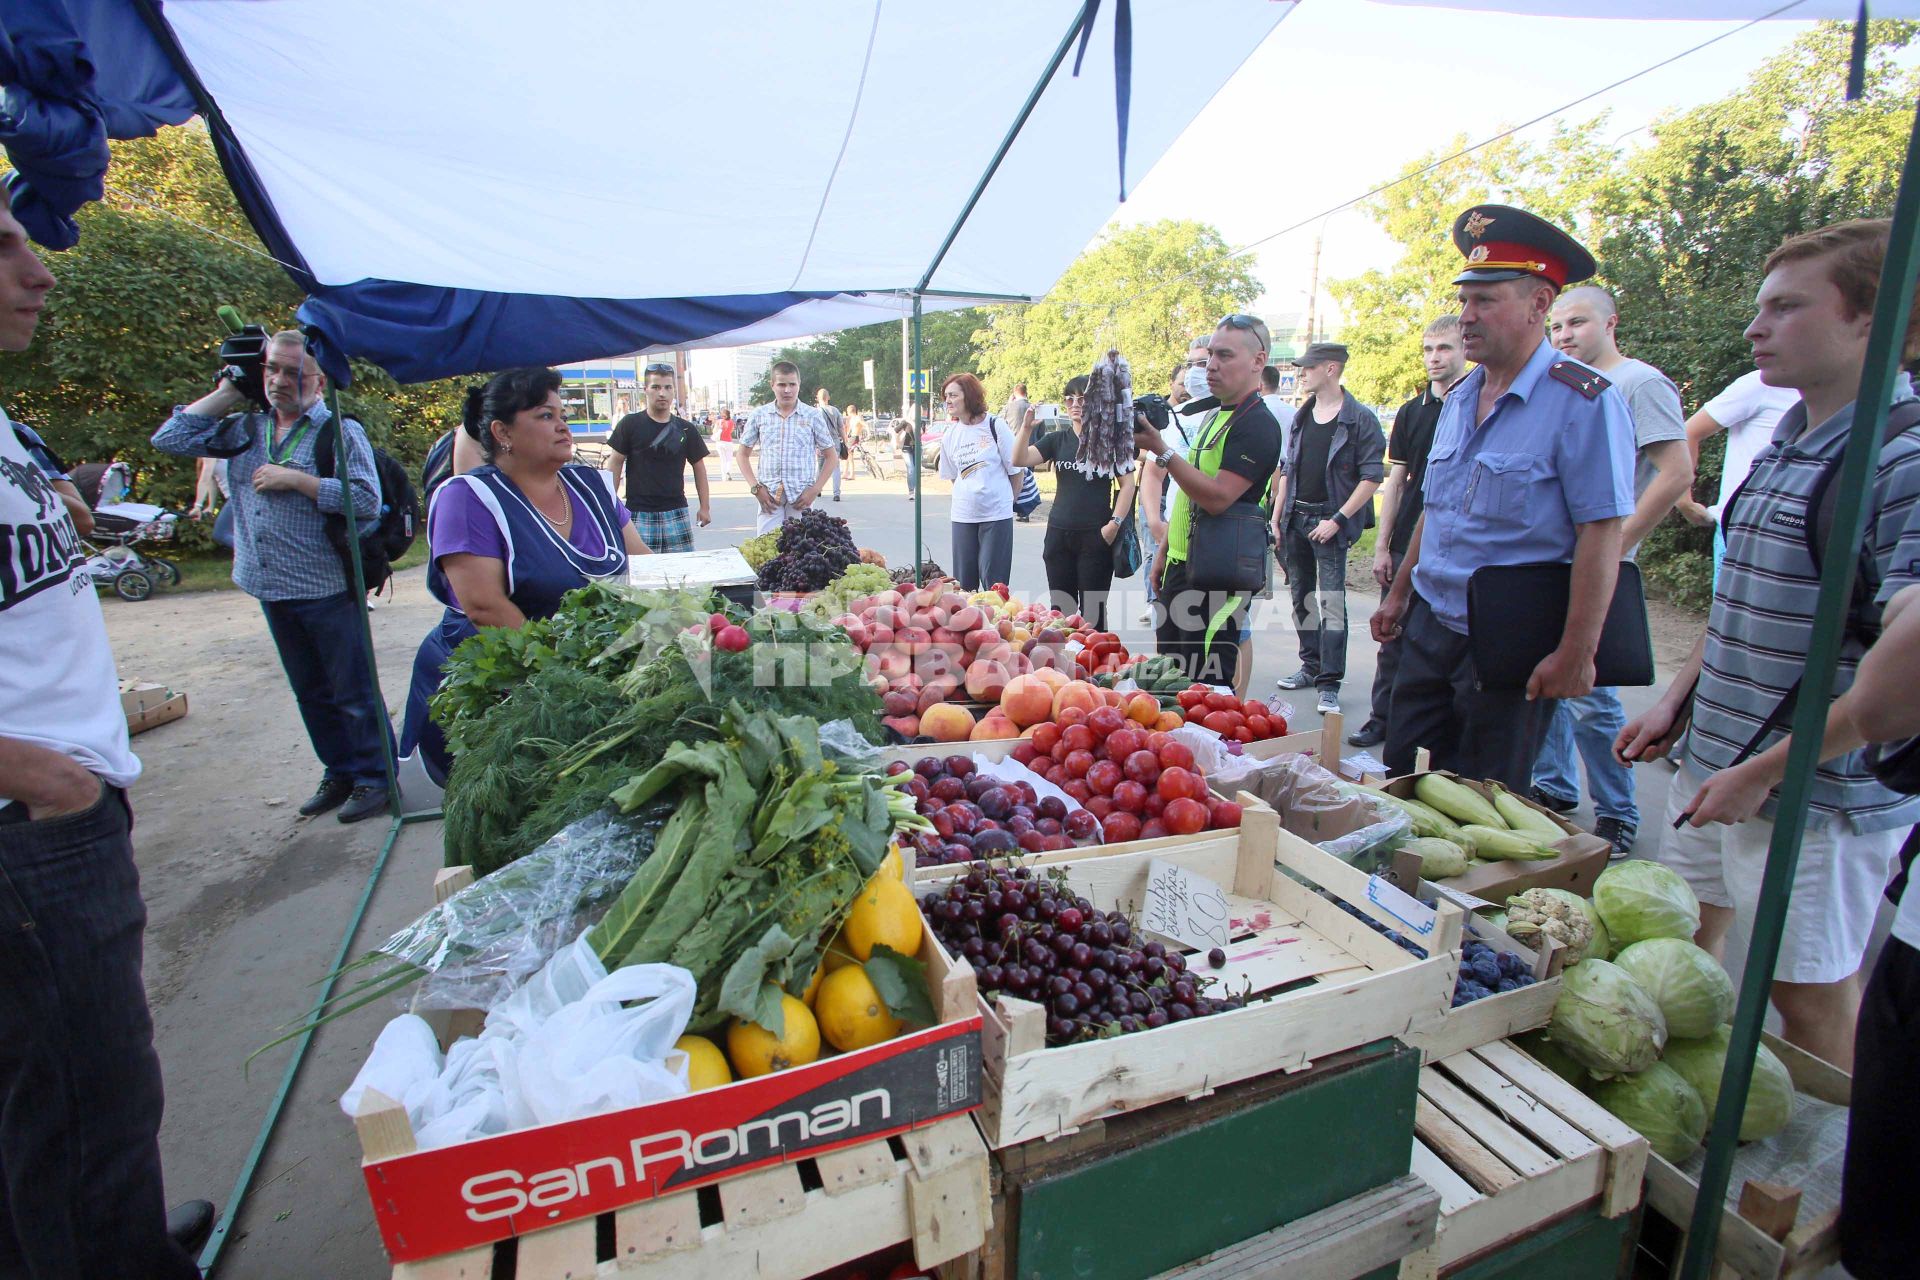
left=1585, top=899, right=1612, bottom=962
left=1592, top=861, right=1701, bottom=947
left=1593, top=1062, right=1708, bottom=1162
left=1613, top=938, right=1734, bottom=1039
left=1548, top=958, right=1667, bottom=1077
left=1663, top=1025, right=1795, bottom=1142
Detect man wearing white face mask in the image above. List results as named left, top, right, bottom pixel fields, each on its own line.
left=1140, top=336, right=1216, bottom=614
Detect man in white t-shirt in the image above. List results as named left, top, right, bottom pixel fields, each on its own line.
left=0, top=205, right=209, bottom=1277
left=1529, top=286, right=1693, bottom=858
left=1674, top=368, right=1800, bottom=580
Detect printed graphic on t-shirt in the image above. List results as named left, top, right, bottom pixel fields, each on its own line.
left=0, top=452, right=85, bottom=610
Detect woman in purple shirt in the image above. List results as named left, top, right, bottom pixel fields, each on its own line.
left=399, top=367, right=649, bottom=779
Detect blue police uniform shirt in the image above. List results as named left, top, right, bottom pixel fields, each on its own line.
left=1413, top=337, right=1636, bottom=634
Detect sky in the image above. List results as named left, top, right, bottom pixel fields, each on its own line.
left=1108, top=0, right=1831, bottom=324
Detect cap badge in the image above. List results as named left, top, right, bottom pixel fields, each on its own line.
left=1467, top=245, right=1489, bottom=263
left=1464, top=211, right=1494, bottom=240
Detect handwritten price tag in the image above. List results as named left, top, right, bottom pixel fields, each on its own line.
left=1365, top=875, right=1438, bottom=938
left=1143, top=858, right=1231, bottom=952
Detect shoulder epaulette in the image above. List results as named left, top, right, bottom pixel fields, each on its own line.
left=1547, top=361, right=1610, bottom=400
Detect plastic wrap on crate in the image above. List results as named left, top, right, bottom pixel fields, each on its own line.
left=1210, top=752, right=1410, bottom=865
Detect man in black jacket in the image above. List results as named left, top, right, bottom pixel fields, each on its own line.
left=1272, top=343, right=1386, bottom=717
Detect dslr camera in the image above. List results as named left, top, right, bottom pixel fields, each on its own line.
left=1132, top=392, right=1171, bottom=434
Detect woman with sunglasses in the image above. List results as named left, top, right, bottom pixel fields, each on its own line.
left=399, top=367, right=650, bottom=780
left=1012, top=376, right=1137, bottom=629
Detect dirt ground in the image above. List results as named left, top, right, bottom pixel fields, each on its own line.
left=102, top=480, right=1707, bottom=1277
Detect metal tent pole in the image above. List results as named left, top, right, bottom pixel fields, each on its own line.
left=1677, top=93, right=1920, bottom=1279
left=913, top=293, right=925, bottom=585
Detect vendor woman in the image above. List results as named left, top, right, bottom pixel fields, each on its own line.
left=399, top=367, right=650, bottom=779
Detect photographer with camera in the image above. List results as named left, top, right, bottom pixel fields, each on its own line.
left=1132, top=315, right=1284, bottom=686
left=153, top=330, right=392, bottom=824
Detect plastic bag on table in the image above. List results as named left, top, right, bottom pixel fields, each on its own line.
left=1217, top=753, right=1411, bottom=869
left=819, top=717, right=886, bottom=774
left=367, top=806, right=669, bottom=1013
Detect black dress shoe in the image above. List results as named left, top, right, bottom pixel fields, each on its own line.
left=337, top=785, right=390, bottom=824
left=297, top=777, right=353, bottom=817
left=1347, top=719, right=1387, bottom=748
left=1530, top=786, right=1579, bottom=815
left=168, top=1199, right=216, bottom=1256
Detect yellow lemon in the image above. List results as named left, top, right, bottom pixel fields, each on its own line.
left=674, top=1034, right=733, bottom=1090
left=822, top=924, right=856, bottom=972
left=725, top=996, right=821, bottom=1078
left=845, top=875, right=923, bottom=962
left=802, top=961, right=824, bottom=1006
left=878, top=845, right=904, bottom=881
left=815, top=964, right=904, bottom=1052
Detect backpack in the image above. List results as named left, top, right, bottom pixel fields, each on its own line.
left=315, top=423, right=421, bottom=596
left=420, top=430, right=457, bottom=504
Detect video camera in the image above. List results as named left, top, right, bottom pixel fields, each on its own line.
left=215, top=305, right=271, bottom=410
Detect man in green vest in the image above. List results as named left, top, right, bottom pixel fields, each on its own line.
left=1133, top=314, right=1285, bottom=686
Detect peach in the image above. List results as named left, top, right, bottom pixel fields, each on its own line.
left=971, top=713, right=1019, bottom=741
left=965, top=658, right=1012, bottom=703
left=920, top=702, right=975, bottom=743
left=917, top=679, right=960, bottom=715
left=1000, top=673, right=1056, bottom=728
left=1125, top=692, right=1161, bottom=726
left=1031, top=665, right=1070, bottom=693
left=1052, top=682, right=1100, bottom=721
left=949, top=605, right=984, bottom=633
left=1154, top=710, right=1184, bottom=732
left=881, top=714, right=919, bottom=738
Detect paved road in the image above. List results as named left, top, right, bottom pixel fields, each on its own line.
left=108, top=475, right=1705, bottom=1277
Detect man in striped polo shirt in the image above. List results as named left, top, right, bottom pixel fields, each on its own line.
left=1617, top=220, right=1920, bottom=1067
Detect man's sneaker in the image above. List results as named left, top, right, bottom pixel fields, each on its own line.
left=1316, top=690, right=1340, bottom=715
left=1277, top=669, right=1312, bottom=690
left=297, top=776, right=352, bottom=817
left=1594, top=817, right=1638, bottom=860
left=1347, top=718, right=1386, bottom=748
left=337, top=785, right=390, bottom=824
left=1530, top=786, right=1579, bottom=815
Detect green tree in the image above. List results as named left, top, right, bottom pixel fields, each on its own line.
left=746, top=308, right=984, bottom=410
left=1325, top=121, right=1620, bottom=406
left=970, top=220, right=1260, bottom=408
left=0, top=125, right=467, bottom=512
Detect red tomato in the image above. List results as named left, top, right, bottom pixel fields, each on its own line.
left=1176, top=688, right=1207, bottom=710
left=1031, top=722, right=1062, bottom=754
left=1209, top=799, right=1245, bottom=828
left=1112, top=779, right=1148, bottom=813
left=1087, top=759, right=1123, bottom=795
left=1139, top=818, right=1170, bottom=841
left=1085, top=795, right=1114, bottom=820
left=1062, top=724, right=1096, bottom=754
left=1204, top=690, right=1238, bottom=712
left=1157, top=740, right=1196, bottom=771
left=1202, top=710, right=1237, bottom=735
left=1163, top=796, right=1209, bottom=835
left=1101, top=811, right=1143, bottom=844
left=1246, top=714, right=1272, bottom=739
left=1064, top=748, right=1096, bottom=779
left=1233, top=726, right=1254, bottom=743
left=1157, top=766, right=1203, bottom=802
left=1087, top=706, right=1127, bottom=739
left=1123, top=749, right=1162, bottom=787
left=1105, top=727, right=1146, bottom=760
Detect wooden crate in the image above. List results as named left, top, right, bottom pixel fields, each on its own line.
left=375, top=1115, right=988, bottom=1280
left=941, top=1041, right=1437, bottom=1280
left=355, top=868, right=985, bottom=1272
left=1398, top=1040, right=1647, bottom=1279
left=1380, top=768, right=1612, bottom=901
left=1400, top=909, right=1565, bottom=1064
left=922, top=806, right=1462, bottom=1148
left=1639, top=1034, right=1851, bottom=1280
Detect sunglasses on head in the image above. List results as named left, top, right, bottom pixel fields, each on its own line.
left=644, top=362, right=675, bottom=377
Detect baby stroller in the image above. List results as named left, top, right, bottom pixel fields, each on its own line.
left=78, top=462, right=182, bottom=601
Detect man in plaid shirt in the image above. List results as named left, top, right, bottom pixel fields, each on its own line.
left=153, top=332, right=392, bottom=824
left=737, top=361, right=837, bottom=534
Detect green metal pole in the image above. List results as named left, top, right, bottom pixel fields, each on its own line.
left=1677, top=94, right=1920, bottom=1279
left=912, top=293, right=925, bottom=585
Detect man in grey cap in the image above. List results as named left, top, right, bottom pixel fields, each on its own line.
left=1273, top=342, right=1386, bottom=716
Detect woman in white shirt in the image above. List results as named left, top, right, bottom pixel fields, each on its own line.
left=936, top=373, right=1017, bottom=590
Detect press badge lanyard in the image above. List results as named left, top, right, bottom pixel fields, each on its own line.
left=267, top=414, right=315, bottom=464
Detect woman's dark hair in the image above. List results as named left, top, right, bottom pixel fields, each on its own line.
left=462, top=366, right=564, bottom=461
left=1062, top=375, right=1090, bottom=399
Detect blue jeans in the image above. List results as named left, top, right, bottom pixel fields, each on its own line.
left=261, top=591, right=393, bottom=789
left=1139, top=510, right=1161, bottom=604
left=1532, top=688, right=1638, bottom=825
left=0, top=788, right=200, bottom=1279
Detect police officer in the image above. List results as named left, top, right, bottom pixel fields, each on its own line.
left=1372, top=205, right=1636, bottom=788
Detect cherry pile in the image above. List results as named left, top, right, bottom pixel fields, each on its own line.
left=889, top=756, right=1094, bottom=867
left=920, top=865, right=1243, bottom=1045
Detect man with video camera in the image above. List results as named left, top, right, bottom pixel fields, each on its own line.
left=153, top=330, right=391, bottom=823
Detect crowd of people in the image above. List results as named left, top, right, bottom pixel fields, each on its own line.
left=9, top=167, right=1920, bottom=1274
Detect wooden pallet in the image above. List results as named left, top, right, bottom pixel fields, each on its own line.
left=374, top=1115, right=988, bottom=1280
left=1639, top=1033, right=1851, bottom=1280
left=1399, top=1039, right=1648, bottom=1279
left=922, top=806, right=1462, bottom=1148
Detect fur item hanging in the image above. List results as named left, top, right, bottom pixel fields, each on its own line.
left=1078, top=349, right=1134, bottom=477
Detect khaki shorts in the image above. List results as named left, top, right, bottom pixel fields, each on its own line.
left=1656, top=767, right=1904, bottom=985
